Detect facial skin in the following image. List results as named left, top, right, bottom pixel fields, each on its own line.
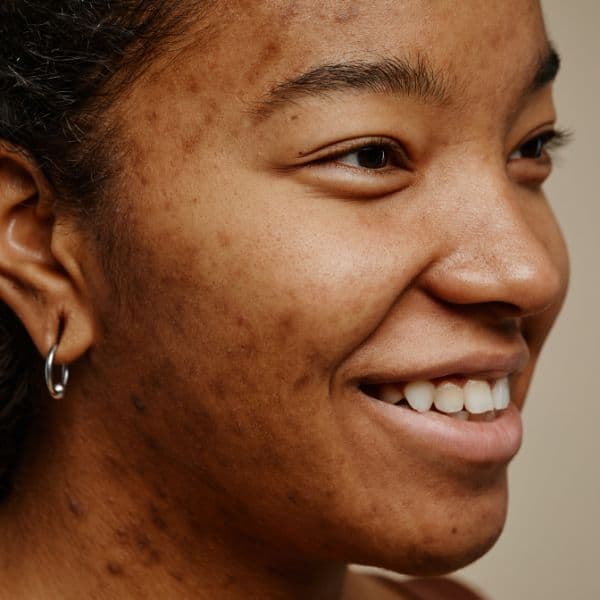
left=0, top=1, right=569, bottom=599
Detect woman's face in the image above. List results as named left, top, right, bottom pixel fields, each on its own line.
left=83, top=0, right=568, bottom=575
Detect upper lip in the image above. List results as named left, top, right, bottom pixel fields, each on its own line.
left=355, top=347, right=530, bottom=385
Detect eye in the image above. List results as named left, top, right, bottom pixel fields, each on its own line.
left=323, top=140, right=410, bottom=171
left=509, top=130, right=568, bottom=161
left=338, top=145, right=395, bottom=169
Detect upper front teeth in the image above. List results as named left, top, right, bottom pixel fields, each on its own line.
left=379, top=377, right=510, bottom=414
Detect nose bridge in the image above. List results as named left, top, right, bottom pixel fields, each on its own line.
left=419, top=170, right=564, bottom=317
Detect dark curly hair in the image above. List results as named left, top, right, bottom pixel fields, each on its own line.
left=0, top=0, right=209, bottom=500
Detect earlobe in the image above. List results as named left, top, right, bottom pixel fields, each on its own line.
left=0, top=145, right=95, bottom=369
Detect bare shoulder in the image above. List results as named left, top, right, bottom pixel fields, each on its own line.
left=343, top=570, right=489, bottom=600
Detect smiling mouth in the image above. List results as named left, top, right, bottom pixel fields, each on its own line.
left=359, top=376, right=510, bottom=422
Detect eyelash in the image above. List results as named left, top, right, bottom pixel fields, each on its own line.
left=508, top=128, right=571, bottom=161
left=318, top=129, right=571, bottom=171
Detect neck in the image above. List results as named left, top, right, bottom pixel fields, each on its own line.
left=0, top=395, right=348, bottom=600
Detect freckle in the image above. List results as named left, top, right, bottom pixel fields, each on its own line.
left=217, top=230, right=231, bottom=248
left=286, top=492, right=300, bottom=506
left=278, top=312, right=296, bottom=335
left=210, top=379, right=227, bottom=401
left=136, top=532, right=151, bottom=551
left=145, top=549, right=161, bottom=565
left=67, top=496, right=85, bottom=518
left=150, top=503, right=168, bottom=531
left=169, top=570, right=185, bottom=582
left=261, top=41, right=281, bottom=61
left=131, top=394, right=146, bottom=413
left=451, top=527, right=458, bottom=534
left=187, top=78, right=200, bottom=94
left=144, top=435, right=160, bottom=451
left=290, top=114, right=299, bottom=121
left=106, top=561, right=125, bottom=576
left=333, top=5, right=360, bottom=23
left=293, top=373, right=310, bottom=391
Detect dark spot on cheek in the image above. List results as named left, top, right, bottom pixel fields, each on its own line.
left=115, top=527, right=129, bottom=543
left=181, top=128, right=205, bottom=155
left=145, top=549, right=162, bottom=566
left=67, top=496, right=85, bottom=518
left=278, top=311, right=296, bottom=335
left=106, top=561, right=125, bottom=576
left=451, top=526, right=458, bottom=535
left=210, top=378, right=228, bottom=401
left=135, top=532, right=162, bottom=565
left=287, top=492, right=300, bottom=506
left=333, top=6, right=360, bottom=23
left=150, top=503, right=168, bottom=531
left=217, top=230, right=231, bottom=248
left=143, top=435, right=161, bottom=452
left=145, top=110, right=158, bottom=123
left=169, top=570, right=185, bottom=583
left=260, top=41, right=282, bottom=63
left=293, top=373, right=311, bottom=391
left=186, top=77, right=200, bottom=95
left=104, top=455, right=127, bottom=479
left=131, top=394, right=146, bottom=413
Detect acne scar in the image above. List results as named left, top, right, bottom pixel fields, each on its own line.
left=131, top=394, right=146, bottom=413
left=333, top=5, right=360, bottom=24
left=150, top=503, right=168, bottom=531
left=67, top=496, right=85, bottom=518
left=217, top=230, right=231, bottom=248
left=106, top=561, right=125, bottom=576
left=186, top=77, right=200, bottom=95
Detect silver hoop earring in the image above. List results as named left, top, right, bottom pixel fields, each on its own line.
left=45, top=343, right=70, bottom=400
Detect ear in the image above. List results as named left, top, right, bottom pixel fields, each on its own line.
left=0, top=144, right=95, bottom=367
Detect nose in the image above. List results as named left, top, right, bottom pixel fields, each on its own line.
left=417, top=175, right=566, bottom=319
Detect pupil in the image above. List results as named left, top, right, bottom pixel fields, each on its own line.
left=522, top=137, right=544, bottom=159
left=357, top=146, right=388, bottom=169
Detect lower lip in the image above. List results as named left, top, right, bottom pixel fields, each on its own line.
left=356, top=392, right=523, bottom=465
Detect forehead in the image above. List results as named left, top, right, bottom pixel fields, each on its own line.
left=194, top=0, right=547, bottom=103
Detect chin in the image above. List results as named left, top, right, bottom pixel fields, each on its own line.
left=344, top=476, right=509, bottom=577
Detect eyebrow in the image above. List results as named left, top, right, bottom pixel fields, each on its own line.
left=249, top=45, right=560, bottom=122
left=249, top=54, right=449, bottom=120
left=529, top=44, right=561, bottom=94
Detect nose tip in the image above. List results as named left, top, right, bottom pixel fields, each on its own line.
left=418, top=220, right=566, bottom=319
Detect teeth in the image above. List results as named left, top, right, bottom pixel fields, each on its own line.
left=492, top=377, right=510, bottom=410
left=368, top=375, right=511, bottom=420
left=433, top=382, right=464, bottom=414
left=404, top=381, right=434, bottom=412
left=463, top=380, right=494, bottom=414
left=380, top=384, right=404, bottom=405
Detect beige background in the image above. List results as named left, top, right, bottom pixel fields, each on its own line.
left=353, top=1, right=600, bottom=598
